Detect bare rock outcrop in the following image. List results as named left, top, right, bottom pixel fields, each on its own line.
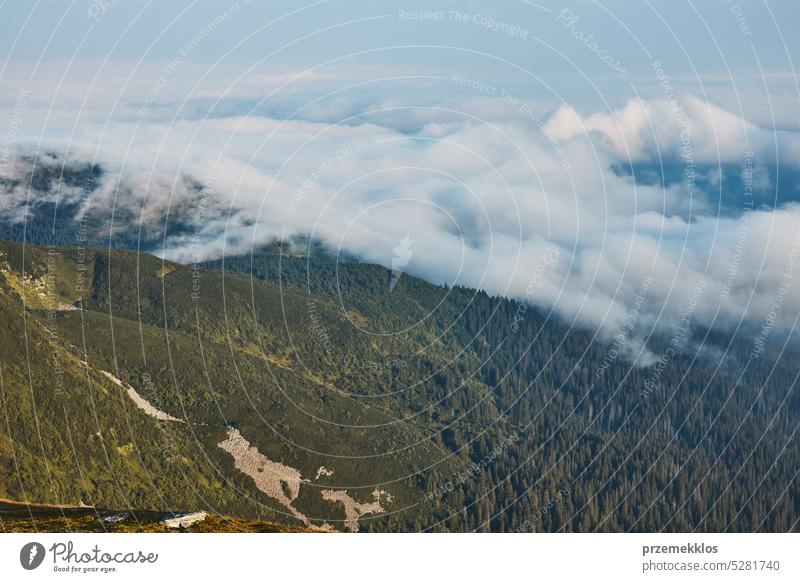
left=315, top=466, right=334, bottom=480
left=100, top=370, right=183, bottom=422
left=321, top=488, right=391, bottom=532
left=217, top=427, right=310, bottom=525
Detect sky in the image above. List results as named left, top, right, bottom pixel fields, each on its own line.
left=1, top=0, right=800, bottom=360
left=1, top=0, right=798, bottom=118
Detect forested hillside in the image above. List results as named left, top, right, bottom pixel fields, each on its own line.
left=0, top=233, right=796, bottom=532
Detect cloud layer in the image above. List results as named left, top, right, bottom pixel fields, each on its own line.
left=2, top=73, right=800, bottom=360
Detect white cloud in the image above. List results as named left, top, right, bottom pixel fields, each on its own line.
left=2, top=73, right=800, bottom=359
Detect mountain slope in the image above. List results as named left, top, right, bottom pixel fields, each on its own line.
left=0, top=239, right=466, bottom=532
left=0, top=238, right=798, bottom=532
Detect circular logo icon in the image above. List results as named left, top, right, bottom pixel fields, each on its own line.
left=20, top=542, right=46, bottom=570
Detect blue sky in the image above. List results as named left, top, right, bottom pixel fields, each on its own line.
left=1, top=1, right=798, bottom=113
left=1, top=0, right=798, bottom=132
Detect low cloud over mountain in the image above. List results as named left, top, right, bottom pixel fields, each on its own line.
left=2, top=73, right=799, bottom=360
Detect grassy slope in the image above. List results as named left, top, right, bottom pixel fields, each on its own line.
left=0, top=239, right=465, bottom=531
